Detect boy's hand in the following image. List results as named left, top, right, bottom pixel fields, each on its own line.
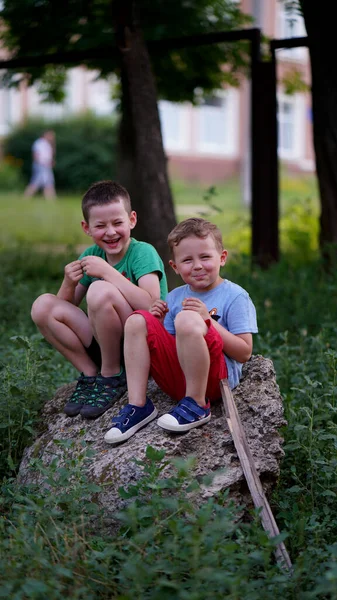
left=182, top=297, right=210, bottom=321
left=150, top=299, right=169, bottom=321
left=80, top=256, right=111, bottom=280
left=64, top=260, right=83, bottom=286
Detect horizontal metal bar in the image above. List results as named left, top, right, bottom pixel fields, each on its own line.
left=270, top=36, right=308, bottom=50
left=0, top=28, right=261, bottom=70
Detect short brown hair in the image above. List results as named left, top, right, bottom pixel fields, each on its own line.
left=167, top=218, right=223, bottom=256
left=82, top=180, right=132, bottom=222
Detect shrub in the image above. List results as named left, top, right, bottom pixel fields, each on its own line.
left=3, top=113, right=119, bottom=192
left=0, top=157, right=25, bottom=191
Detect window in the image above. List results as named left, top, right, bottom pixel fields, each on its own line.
left=0, top=88, right=10, bottom=134
left=277, top=4, right=307, bottom=60
left=29, top=86, right=66, bottom=120
left=87, top=72, right=117, bottom=115
left=195, top=89, right=238, bottom=156
left=251, top=0, right=264, bottom=30
left=159, top=101, right=190, bottom=152
left=278, top=93, right=305, bottom=160
left=6, top=86, right=22, bottom=126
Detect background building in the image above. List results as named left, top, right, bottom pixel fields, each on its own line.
left=0, top=0, right=313, bottom=183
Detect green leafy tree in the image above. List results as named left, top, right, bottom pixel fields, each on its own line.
left=0, top=0, right=250, bottom=274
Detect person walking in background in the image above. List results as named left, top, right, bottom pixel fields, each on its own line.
left=24, top=129, right=56, bottom=199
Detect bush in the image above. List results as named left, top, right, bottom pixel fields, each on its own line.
left=0, top=157, right=25, bottom=191
left=3, top=113, right=119, bottom=192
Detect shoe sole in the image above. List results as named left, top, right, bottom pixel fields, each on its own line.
left=157, top=413, right=211, bottom=432
left=64, top=405, right=83, bottom=417
left=104, top=408, right=158, bottom=444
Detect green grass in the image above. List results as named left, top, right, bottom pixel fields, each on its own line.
left=0, top=192, right=87, bottom=248
left=0, top=172, right=319, bottom=257
left=1, top=243, right=337, bottom=597
left=1, top=172, right=336, bottom=598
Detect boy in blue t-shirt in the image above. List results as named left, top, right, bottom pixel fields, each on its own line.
left=105, top=217, right=258, bottom=444
left=31, top=180, right=167, bottom=419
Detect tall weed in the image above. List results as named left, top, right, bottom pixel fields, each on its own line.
left=0, top=447, right=296, bottom=599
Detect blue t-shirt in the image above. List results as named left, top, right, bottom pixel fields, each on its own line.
left=164, top=279, right=258, bottom=390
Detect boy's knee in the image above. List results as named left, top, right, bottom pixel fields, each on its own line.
left=31, top=293, right=56, bottom=324
left=175, top=310, right=207, bottom=336
left=86, top=280, right=119, bottom=311
left=125, top=312, right=147, bottom=335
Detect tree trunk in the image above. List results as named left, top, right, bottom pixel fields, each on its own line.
left=115, top=6, right=178, bottom=287
left=301, top=1, right=337, bottom=261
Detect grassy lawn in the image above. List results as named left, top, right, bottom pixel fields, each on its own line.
left=2, top=171, right=337, bottom=596
left=0, top=172, right=319, bottom=256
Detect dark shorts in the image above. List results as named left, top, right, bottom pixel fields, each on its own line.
left=85, top=337, right=125, bottom=369
left=85, top=337, right=102, bottom=368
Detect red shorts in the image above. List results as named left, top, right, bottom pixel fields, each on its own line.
left=134, top=310, right=228, bottom=402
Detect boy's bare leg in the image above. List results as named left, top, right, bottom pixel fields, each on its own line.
left=123, top=313, right=151, bottom=407
left=31, top=293, right=98, bottom=375
left=86, top=281, right=134, bottom=377
left=175, top=311, right=209, bottom=407
left=104, top=313, right=156, bottom=444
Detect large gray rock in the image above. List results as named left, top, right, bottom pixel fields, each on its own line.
left=18, top=355, right=286, bottom=512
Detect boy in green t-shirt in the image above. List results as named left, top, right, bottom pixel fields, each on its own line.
left=31, top=180, right=167, bottom=419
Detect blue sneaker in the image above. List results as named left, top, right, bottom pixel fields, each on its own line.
left=157, top=396, right=211, bottom=432
left=104, top=397, right=158, bottom=444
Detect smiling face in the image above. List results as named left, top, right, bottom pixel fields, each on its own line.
left=81, top=199, right=137, bottom=265
left=169, top=234, right=227, bottom=292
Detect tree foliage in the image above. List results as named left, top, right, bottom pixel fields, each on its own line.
left=0, top=0, right=251, bottom=104
left=0, top=0, right=252, bottom=278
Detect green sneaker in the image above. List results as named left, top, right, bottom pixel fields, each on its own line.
left=80, top=371, right=127, bottom=420
left=64, top=373, right=97, bottom=417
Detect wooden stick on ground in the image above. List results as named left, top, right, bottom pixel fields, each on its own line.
left=220, top=378, right=292, bottom=572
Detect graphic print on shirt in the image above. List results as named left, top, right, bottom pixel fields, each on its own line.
left=209, top=307, right=221, bottom=322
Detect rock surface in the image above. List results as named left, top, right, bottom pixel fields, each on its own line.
left=18, top=355, right=286, bottom=511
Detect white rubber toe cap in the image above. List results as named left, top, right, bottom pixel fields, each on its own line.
left=104, top=408, right=158, bottom=444
left=104, top=427, right=126, bottom=444
left=157, top=413, right=211, bottom=432
left=157, top=414, right=180, bottom=431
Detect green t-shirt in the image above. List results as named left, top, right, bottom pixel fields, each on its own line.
left=78, top=238, right=168, bottom=300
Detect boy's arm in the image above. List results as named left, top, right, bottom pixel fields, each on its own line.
left=105, top=270, right=160, bottom=309
left=80, top=255, right=160, bottom=310
left=57, top=260, right=87, bottom=305
left=210, top=321, right=252, bottom=363
left=181, top=297, right=253, bottom=363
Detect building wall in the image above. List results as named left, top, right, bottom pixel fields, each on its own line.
left=0, top=68, right=116, bottom=135
left=164, top=0, right=314, bottom=182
